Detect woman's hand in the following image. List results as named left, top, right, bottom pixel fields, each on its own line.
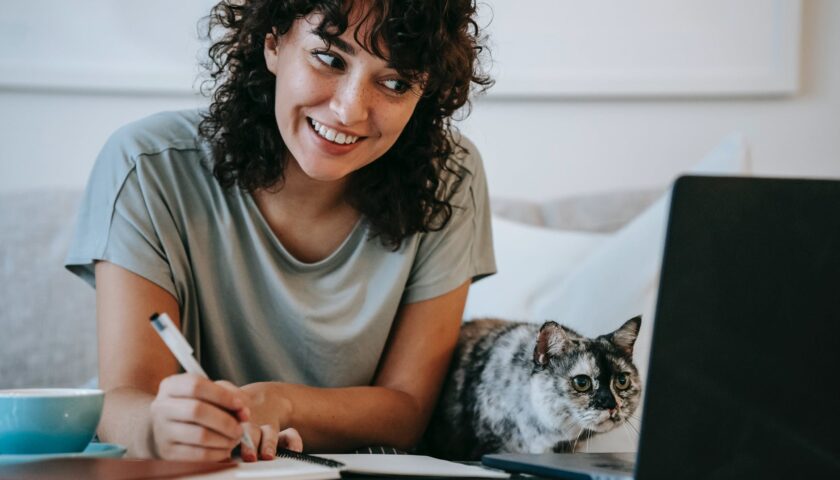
left=241, top=425, right=304, bottom=460
left=239, top=382, right=302, bottom=460
left=149, top=373, right=250, bottom=461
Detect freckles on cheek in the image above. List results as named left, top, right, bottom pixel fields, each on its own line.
left=276, top=63, right=321, bottom=97
left=382, top=108, right=417, bottom=139
left=290, top=71, right=319, bottom=93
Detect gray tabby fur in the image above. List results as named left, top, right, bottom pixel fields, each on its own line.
left=423, top=316, right=642, bottom=460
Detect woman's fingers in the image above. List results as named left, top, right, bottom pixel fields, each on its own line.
left=150, top=375, right=301, bottom=463
left=155, top=397, right=243, bottom=441
left=150, top=415, right=238, bottom=460
left=151, top=373, right=256, bottom=461
left=167, top=421, right=240, bottom=450
left=277, top=427, right=304, bottom=453
left=239, top=422, right=261, bottom=462
left=160, top=374, right=248, bottom=418
left=239, top=424, right=299, bottom=461
left=214, top=380, right=251, bottom=422
left=258, top=424, right=280, bottom=460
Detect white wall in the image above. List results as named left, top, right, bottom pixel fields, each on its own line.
left=1, top=1, right=838, bottom=200
left=458, top=0, right=840, bottom=200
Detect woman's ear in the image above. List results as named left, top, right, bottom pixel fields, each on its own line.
left=264, top=32, right=279, bottom=75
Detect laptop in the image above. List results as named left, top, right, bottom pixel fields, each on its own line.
left=483, top=175, right=840, bottom=479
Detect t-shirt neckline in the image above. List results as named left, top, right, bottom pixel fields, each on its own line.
left=242, top=190, right=367, bottom=271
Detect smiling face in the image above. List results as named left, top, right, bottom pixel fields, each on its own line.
left=263, top=10, right=423, bottom=184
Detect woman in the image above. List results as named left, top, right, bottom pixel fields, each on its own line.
left=65, top=0, right=493, bottom=462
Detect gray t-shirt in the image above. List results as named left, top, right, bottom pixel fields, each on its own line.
left=65, top=109, right=495, bottom=388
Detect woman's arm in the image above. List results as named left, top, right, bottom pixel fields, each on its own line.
left=95, top=261, right=252, bottom=460
left=244, top=280, right=470, bottom=452
left=100, top=257, right=469, bottom=454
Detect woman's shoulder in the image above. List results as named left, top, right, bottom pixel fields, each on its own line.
left=86, top=109, right=216, bottom=203
left=104, top=109, right=207, bottom=162
left=93, top=109, right=214, bottom=181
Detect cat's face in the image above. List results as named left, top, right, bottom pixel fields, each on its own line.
left=529, top=317, right=643, bottom=436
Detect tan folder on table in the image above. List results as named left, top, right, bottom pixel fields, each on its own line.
left=0, top=457, right=237, bottom=480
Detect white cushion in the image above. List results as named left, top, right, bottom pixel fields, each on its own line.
left=464, top=217, right=607, bottom=321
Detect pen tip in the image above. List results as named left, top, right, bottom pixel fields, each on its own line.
left=149, top=313, right=160, bottom=321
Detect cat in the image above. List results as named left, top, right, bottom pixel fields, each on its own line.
left=422, top=316, right=642, bottom=460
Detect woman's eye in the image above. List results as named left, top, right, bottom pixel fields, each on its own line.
left=381, top=78, right=411, bottom=94
left=314, top=51, right=344, bottom=70
left=615, top=372, right=631, bottom=390
left=571, top=375, right=592, bottom=393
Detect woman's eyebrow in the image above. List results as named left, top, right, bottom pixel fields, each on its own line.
left=311, top=29, right=403, bottom=70
left=312, top=29, right=356, bottom=55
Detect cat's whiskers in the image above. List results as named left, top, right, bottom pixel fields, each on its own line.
left=621, top=421, right=637, bottom=444
left=621, top=422, right=631, bottom=442
left=571, top=426, right=584, bottom=453
left=625, top=419, right=641, bottom=438
left=627, top=414, right=642, bottom=427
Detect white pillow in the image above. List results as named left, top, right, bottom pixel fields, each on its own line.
left=464, top=216, right=607, bottom=321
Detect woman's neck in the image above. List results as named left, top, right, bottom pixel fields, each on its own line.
left=256, top=156, right=353, bottom=222
left=250, top=157, right=361, bottom=263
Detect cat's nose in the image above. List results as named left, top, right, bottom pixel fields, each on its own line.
left=593, top=389, right=617, bottom=410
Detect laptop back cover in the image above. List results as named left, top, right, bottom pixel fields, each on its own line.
left=636, top=176, right=840, bottom=478
left=482, top=452, right=634, bottom=480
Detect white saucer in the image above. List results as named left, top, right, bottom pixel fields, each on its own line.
left=0, top=442, right=126, bottom=465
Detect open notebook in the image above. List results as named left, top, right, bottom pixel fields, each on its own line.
left=180, top=454, right=340, bottom=480
left=315, top=453, right=509, bottom=478
left=181, top=450, right=509, bottom=479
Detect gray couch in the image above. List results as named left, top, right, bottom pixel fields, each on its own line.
left=1, top=190, right=97, bottom=389
left=0, top=188, right=659, bottom=389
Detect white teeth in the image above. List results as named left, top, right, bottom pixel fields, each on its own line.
left=309, top=118, right=359, bottom=145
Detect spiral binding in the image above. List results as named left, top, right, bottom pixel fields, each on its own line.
left=275, top=448, right=346, bottom=469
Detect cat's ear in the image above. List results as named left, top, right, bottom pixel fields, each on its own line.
left=609, top=316, right=642, bottom=358
left=533, top=321, right=573, bottom=367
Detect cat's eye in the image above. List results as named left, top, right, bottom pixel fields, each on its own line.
left=571, top=375, right=592, bottom=392
left=615, top=372, right=632, bottom=390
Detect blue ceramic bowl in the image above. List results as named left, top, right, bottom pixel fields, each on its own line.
left=0, top=389, right=104, bottom=454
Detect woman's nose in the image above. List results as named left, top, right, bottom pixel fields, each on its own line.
left=329, top=75, right=369, bottom=126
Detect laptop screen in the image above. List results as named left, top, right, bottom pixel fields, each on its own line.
left=636, top=176, right=840, bottom=478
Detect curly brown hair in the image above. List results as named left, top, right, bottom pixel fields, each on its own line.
left=198, top=0, right=491, bottom=250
